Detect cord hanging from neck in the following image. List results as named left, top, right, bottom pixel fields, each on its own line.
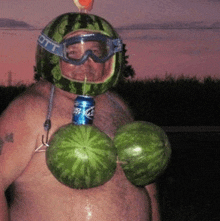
left=42, top=84, right=55, bottom=145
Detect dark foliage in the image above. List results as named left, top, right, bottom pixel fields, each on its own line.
left=112, top=76, right=220, bottom=126
left=158, top=132, right=220, bottom=220
left=0, top=85, right=26, bottom=114
left=121, top=44, right=136, bottom=80
left=33, top=66, right=41, bottom=82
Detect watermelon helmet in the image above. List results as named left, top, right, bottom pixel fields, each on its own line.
left=36, top=13, right=123, bottom=96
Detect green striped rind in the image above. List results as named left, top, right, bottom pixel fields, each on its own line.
left=46, top=124, right=117, bottom=189
left=114, top=121, right=171, bottom=186
left=36, top=13, right=122, bottom=96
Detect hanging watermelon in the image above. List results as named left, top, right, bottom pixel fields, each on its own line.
left=114, top=121, right=171, bottom=186
left=46, top=124, right=117, bottom=189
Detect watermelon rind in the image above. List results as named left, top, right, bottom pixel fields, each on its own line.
left=114, top=121, right=171, bottom=186
left=36, top=13, right=123, bottom=96
left=46, top=124, right=117, bottom=189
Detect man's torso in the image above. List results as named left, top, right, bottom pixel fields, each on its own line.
left=7, top=81, right=152, bottom=220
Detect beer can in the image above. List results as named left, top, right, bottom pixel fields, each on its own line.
left=73, top=95, right=95, bottom=125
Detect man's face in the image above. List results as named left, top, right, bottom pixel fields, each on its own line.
left=60, top=31, right=112, bottom=83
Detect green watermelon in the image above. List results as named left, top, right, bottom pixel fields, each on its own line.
left=46, top=124, right=117, bottom=189
left=114, top=121, right=171, bottom=186
left=36, top=12, right=123, bottom=96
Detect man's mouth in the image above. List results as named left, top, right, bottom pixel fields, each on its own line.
left=64, top=72, right=102, bottom=82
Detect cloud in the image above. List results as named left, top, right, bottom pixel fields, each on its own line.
left=208, top=0, right=220, bottom=2
left=117, top=21, right=220, bottom=31
left=210, top=21, right=220, bottom=28
left=117, top=21, right=220, bottom=41
left=119, top=31, right=167, bottom=40
left=0, top=18, right=34, bottom=29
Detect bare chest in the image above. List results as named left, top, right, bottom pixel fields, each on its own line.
left=12, top=153, right=151, bottom=221
left=10, top=90, right=149, bottom=220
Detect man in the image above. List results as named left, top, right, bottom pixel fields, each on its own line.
left=0, top=13, right=160, bottom=220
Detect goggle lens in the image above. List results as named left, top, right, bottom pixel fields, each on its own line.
left=37, top=33, right=122, bottom=65
left=66, top=41, right=110, bottom=61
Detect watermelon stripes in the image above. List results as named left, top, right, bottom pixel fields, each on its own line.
left=114, top=121, right=172, bottom=186
left=46, top=124, right=117, bottom=189
left=36, top=12, right=122, bottom=96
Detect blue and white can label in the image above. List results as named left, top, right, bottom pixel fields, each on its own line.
left=73, top=95, right=95, bottom=125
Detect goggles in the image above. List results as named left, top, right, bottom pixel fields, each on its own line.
left=38, top=33, right=122, bottom=65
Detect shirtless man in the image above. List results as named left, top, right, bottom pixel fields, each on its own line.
left=0, top=13, right=160, bottom=220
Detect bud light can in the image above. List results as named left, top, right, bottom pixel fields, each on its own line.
left=73, top=95, right=95, bottom=125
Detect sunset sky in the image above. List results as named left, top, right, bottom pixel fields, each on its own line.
left=1, top=0, right=220, bottom=85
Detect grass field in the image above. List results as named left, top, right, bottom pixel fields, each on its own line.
left=159, top=130, right=220, bottom=220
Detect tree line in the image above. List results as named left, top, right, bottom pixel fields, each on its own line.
left=113, top=75, right=220, bottom=126
left=1, top=76, right=220, bottom=126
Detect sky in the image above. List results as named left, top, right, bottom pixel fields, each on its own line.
left=1, top=0, right=220, bottom=85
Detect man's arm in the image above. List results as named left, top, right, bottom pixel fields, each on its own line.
left=145, top=183, right=161, bottom=221
left=0, top=96, right=41, bottom=220
left=0, top=178, right=9, bottom=221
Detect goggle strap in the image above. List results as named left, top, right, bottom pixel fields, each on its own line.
left=37, top=33, right=64, bottom=57
left=112, top=39, right=123, bottom=53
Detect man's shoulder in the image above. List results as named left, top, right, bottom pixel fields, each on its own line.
left=98, top=91, right=132, bottom=113
left=0, top=81, right=51, bottom=123
left=93, top=91, right=133, bottom=138
left=96, top=91, right=134, bottom=120
left=24, top=80, right=52, bottom=103
left=97, top=91, right=124, bottom=104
